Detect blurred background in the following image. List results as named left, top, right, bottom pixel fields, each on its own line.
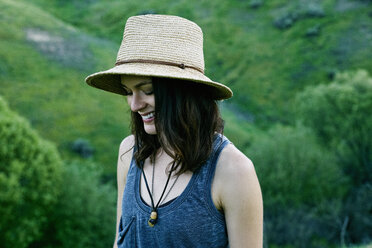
left=0, top=0, right=371, bottom=247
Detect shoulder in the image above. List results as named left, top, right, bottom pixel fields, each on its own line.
left=117, top=135, right=135, bottom=183
left=214, top=143, right=261, bottom=209
left=217, top=143, right=255, bottom=179
left=119, top=134, right=135, bottom=155
left=215, top=143, right=263, bottom=247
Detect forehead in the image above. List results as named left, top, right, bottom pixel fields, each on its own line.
left=120, top=75, right=152, bottom=88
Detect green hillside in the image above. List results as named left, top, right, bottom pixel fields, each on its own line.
left=2, top=0, right=371, bottom=172
left=2, top=0, right=372, bottom=159
left=27, top=0, right=372, bottom=123
left=0, top=0, right=261, bottom=173
left=0, top=0, right=133, bottom=173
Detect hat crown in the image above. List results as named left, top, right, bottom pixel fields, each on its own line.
left=116, top=15, right=205, bottom=73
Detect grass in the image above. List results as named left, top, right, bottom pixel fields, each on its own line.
left=0, top=0, right=132, bottom=174
left=25, top=0, right=372, bottom=125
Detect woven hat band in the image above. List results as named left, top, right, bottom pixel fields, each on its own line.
left=115, top=59, right=205, bottom=74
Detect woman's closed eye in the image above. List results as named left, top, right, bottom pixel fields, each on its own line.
left=144, top=89, right=153, bottom=95
left=121, top=81, right=153, bottom=96
left=123, top=89, right=153, bottom=96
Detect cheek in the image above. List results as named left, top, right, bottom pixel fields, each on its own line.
left=150, top=96, right=155, bottom=107
left=126, top=96, right=132, bottom=106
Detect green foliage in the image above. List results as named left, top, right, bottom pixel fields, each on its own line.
left=248, top=124, right=349, bottom=208
left=220, top=103, right=258, bottom=151
left=27, top=0, right=372, bottom=124
left=349, top=244, right=372, bottom=248
left=1, top=0, right=371, bottom=174
left=248, top=124, right=350, bottom=246
left=0, top=97, right=116, bottom=248
left=0, top=0, right=131, bottom=174
left=264, top=204, right=340, bottom=248
left=294, top=70, right=372, bottom=245
left=296, top=69, right=372, bottom=185
left=71, top=138, right=94, bottom=158
left=0, top=96, right=62, bottom=247
left=31, top=161, right=117, bottom=248
left=343, top=183, right=372, bottom=244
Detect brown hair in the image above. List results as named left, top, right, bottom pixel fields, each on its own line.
left=132, top=77, right=224, bottom=174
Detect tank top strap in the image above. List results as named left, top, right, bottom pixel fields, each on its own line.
left=128, top=145, right=137, bottom=171
left=195, top=134, right=231, bottom=217
left=205, top=133, right=231, bottom=183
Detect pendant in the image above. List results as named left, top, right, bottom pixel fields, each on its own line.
left=148, top=211, right=157, bottom=227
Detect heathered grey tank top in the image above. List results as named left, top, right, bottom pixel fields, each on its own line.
left=118, top=134, right=230, bottom=248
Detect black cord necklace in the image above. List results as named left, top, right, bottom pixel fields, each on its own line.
left=141, top=160, right=176, bottom=227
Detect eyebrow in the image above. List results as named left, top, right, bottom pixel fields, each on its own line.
left=122, top=80, right=152, bottom=90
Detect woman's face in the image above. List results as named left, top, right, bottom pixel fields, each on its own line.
left=121, top=75, right=156, bottom=135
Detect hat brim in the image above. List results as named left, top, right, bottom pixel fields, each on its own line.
left=85, top=63, right=232, bottom=100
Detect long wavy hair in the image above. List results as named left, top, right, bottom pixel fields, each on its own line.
left=131, top=77, right=224, bottom=174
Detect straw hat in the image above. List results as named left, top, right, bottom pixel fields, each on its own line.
left=85, top=14, right=233, bottom=100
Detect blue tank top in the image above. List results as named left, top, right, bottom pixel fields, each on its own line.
left=117, top=134, right=231, bottom=248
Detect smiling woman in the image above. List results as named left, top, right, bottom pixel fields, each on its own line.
left=85, top=14, right=263, bottom=248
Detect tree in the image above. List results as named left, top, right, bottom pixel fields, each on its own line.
left=296, top=69, right=372, bottom=244
left=247, top=124, right=349, bottom=247
left=31, top=160, right=117, bottom=248
left=296, top=69, right=372, bottom=185
left=248, top=124, right=348, bottom=208
left=0, top=96, right=62, bottom=247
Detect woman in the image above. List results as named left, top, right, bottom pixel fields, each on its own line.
left=86, top=14, right=263, bottom=248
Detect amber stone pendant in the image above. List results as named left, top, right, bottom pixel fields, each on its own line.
left=148, top=211, right=158, bottom=227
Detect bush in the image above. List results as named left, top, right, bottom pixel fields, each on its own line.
left=343, top=183, right=372, bottom=244
left=31, top=161, right=117, bottom=248
left=264, top=205, right=336, bottom=248
left=296, top=69, right=372, bottom=245
left=247, top=124, right=350, bottom=247
left=249, top=0, right=263, bottom=9
left=248, top=124, right=349, bottom=208
left=0, top=96, right=62, bottom=247
left=71, top=138, right=94, bottom=158
left=0, top=97, right=116, bottom=248
left=296, top=69, right=372, bottom=186
left=273, top=12, right=298, bottom=30
left=303, top=3, right=325, bottom=18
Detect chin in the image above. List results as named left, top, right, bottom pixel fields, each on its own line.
left=144, top=125, right=157, bottom=135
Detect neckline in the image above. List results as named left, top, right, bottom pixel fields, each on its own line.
left=134, top=164, right=199, bottom=216
left=133, top=134, right=224, bottom=217
left=140, top=194, right=178, bottom=208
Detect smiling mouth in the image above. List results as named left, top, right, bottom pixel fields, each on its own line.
left=141, top=112, right=155, bottom=123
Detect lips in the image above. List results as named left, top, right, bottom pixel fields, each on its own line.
left=141, top=112, right=155, bottom=123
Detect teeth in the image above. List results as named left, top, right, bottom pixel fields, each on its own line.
left=142, top=112, right=154, bottom=120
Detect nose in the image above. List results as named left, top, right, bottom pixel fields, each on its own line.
left=129, top=92, right=146, bottom=112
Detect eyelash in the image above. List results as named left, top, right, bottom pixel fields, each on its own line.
left=124, top=90, right=153, bottom=96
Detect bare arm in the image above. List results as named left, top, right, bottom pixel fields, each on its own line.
left=215, top=145, right=263, bottom=248
left=113, top=135, right=134, bottom=248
